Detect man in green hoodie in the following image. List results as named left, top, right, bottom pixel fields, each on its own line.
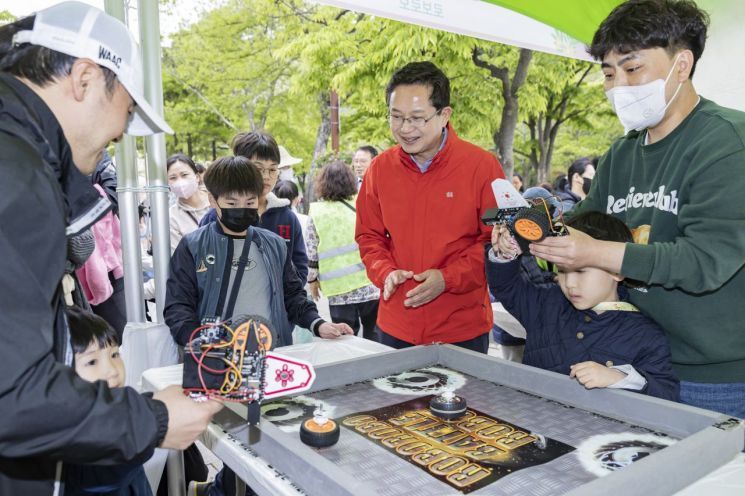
left=530, top=0, right=745, bottom=418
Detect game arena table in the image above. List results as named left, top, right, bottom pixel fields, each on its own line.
left=205, top=344, right=743, bottom=496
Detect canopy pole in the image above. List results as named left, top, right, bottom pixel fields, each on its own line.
left=104, top=0, right=145, bottom=323
left=138, top=0, right=171, bottom=324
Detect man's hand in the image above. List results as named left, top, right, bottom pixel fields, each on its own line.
left=404, top=269, right=445, bottom=308
left=383, top=269, right=413, bottom=301
left=569, top=361, right=626, bottom=389
left=154, top=385, right=223, bottom=450
left=318, top=322, right=355, bottom=339
left=529, top=226, right=626, bottom=274
left=308, top=280, right=321, bottom=301
left=491, top=225, right=521, bottom=260
left=527, top=226, right=593, bottom=271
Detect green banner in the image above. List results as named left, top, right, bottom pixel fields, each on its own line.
left=481, top=0, right=622, bottom=44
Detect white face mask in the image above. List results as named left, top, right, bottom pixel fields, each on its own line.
left=170, top=176, right=199, bottom=199
left=605, top=54, right=683, bottom=133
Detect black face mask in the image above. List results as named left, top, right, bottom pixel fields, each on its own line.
left=219, top=207, right=259, bottom=232
left=582, top=177, right=592, bottom=195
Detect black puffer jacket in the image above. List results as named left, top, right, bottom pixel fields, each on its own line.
left=0, top=73, right=168, bottom=495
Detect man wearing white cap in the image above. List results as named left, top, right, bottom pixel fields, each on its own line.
left=0, top=3, right=221, bottom=494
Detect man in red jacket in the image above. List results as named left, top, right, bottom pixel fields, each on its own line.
left=355, top=61, right=504, bottom=352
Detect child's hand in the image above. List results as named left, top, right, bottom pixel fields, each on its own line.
left=318, top=322, right=354, bottom=339
left=491, top=225, right=521, bottom=260
left=569, top=361, right=626, bottom=389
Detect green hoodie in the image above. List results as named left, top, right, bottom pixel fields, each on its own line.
left=575, top=97, right=745, bottom=383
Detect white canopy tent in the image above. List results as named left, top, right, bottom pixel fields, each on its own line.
left=314, top=0, right=745, bottom=111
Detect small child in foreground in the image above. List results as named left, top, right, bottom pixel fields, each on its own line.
left=64, top=306, right=153, bottom=496
left=487, top=211, right=679, bottom=401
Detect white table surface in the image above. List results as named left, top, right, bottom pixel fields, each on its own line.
left=142, top=335, right=745, bottom=496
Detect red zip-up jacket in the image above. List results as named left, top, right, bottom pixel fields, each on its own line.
left=355, top=124, right=504, bottom=344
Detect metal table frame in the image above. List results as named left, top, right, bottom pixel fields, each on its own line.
left=212, top=344, right=743, bottom=496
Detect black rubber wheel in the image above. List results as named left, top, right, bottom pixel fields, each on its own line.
left=429, top=394, right=467, bottom=420
left=300, top=418, right=341, bottom=448
left=512, top=207, right=551, bottom=243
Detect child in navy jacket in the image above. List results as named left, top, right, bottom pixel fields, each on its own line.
left=487, top=211, right=679, bottom=401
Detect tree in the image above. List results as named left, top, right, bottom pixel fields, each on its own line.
left=161, top=0, right=317, bottom=163
left=514, top=54, right=622, bottom=185
left=471, top=47, right=533, bottom=178
left=161, top=0, right=622, bottom=190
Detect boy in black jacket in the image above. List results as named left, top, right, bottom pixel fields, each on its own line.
left=487, top=211, right=679, bottom=401
left=200, top=131, right=308, bottom=281
left=165, top=155, right=352, bottom=347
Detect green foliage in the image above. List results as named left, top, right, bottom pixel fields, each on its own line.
left=0, top=10, right=15, bottom=24
left=161, top=0, right=621, bottom=181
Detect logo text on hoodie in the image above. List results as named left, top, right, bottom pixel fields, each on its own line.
left=607, top=185, right=679, bottom=215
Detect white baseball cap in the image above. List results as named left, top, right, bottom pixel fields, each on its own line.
left=12, top=1, right=173, bottom=136
left=278, top=145, right=302, bottom=169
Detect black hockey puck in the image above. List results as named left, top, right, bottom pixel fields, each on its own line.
left=299, top=417, right=340, bottom=448
left=429, top=391, right=467, bottom=420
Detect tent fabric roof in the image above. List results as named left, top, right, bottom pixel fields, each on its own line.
left=482, top=0, right=622, bottom=45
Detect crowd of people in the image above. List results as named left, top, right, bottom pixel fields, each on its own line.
left=1, top=0, right=744, bottom=495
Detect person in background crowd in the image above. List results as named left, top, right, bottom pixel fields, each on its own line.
left=195, top=162, right=207, bottom=192
left=93, top=149, right=119, bottom=213
left=76, top=180, right=127, bottom=340
left=555, top=156, right=596, bottom=214
left=278, top=144, right=302, bottom=182
left=274, top=179, right=309, bottom=243
left=539, top=182, right=554, bottom=193
left=167, top=153, right=210, bottom=253
left=511, top=173, right=525, bottom=193
left=352, top=145, right=378, bottom=190
left=308, top=161, right=381, bottom=341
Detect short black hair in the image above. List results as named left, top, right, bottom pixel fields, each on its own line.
left=385, top=61, right=450, bottom=110
left=231, top=131, right=280, bottom=164
left=589, top=0, right=709, bottom=77
left=273, top=179, right=299, bottom=202
left=566, top=211, right=633, bottom=244
left=167, top=153, right=198, bottom=174
left=204, top=155, right=263, bottom=199
left=356, top=145, right=378, bottom=158
left=66, top=306, right=120, bottom=355
left=0, top=15, right=118, bottom=95
left=195, top=162, right=206, bottom=174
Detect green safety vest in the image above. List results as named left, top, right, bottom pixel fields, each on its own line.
left=309, top=199, right=371, bottom=297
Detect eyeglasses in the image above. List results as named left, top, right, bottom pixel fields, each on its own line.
left=388, top=109, right=442, bottom=129
left=256, top=167, right=280, bottom=177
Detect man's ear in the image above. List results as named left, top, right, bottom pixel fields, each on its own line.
left=439, top=106, right=453, bottom=127
left=69, top=58, right=101, bottom=102
left=676, top=49, right=695, bottom=82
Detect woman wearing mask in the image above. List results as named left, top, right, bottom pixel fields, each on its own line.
left=556, top=157, right=596, bottom=214
left=167, top=153, right=210, bottom=252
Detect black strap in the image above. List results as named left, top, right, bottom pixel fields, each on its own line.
left=339, top=198, right=356, bottom=212
left=185, top=210, right=200, bottom=227
left=223, top=228, right=254, bottom=319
